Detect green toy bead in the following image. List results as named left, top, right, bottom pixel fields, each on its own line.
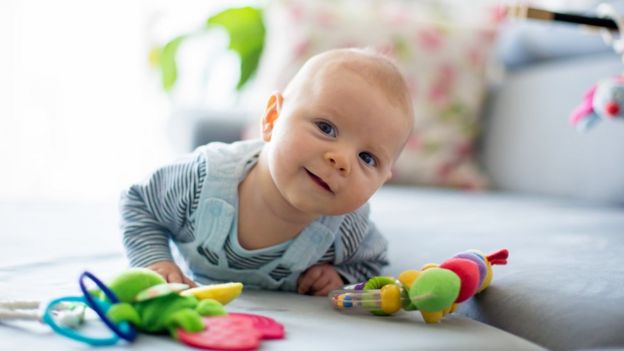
left=409, top=268, right=460, bottom=312
left=364, top=276, right=397, bottom=316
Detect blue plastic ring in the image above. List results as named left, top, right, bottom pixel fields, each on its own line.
left=42, top=296, right=120, bottom=346
left=79, top=271, right=137, bottom=342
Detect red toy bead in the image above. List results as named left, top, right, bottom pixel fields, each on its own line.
left=440, top=258, right=480, bottom=303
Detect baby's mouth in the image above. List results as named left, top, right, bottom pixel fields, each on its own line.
left=305, top=168, right=333, bottom=193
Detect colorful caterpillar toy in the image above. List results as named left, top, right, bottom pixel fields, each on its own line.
left=329, top=249, right=509, bottom=323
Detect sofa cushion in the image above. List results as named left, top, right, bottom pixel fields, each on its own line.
left=371, top=186, right=624, bottom=350
left=496, top=21, right=610, bottom=69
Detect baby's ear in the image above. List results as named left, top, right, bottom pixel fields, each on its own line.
left=261, top=92, right=283, bottom=142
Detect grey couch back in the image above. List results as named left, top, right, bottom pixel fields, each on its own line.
left=480, top=23, right=624, bottom=206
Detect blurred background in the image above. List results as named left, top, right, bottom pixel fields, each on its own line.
left=1, top=0, right=620, bottom=205
left=2, top=3, right=623, bottom=348
left=0, top=0, right=258, bottom=203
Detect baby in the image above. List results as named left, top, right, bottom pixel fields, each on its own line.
left=120, top=48, right=414, bottom=296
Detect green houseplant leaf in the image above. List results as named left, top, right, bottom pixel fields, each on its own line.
left=156, top=6, right=265, bottom=93
left=159, top=35, right=187, bottom=92
left=207, top=7, right=265, bottom=91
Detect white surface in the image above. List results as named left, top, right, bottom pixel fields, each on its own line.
left=0, top=193, right=548, bottom=351
left=0, top=255, right=544, bottom=351
left=3, top=185, right=624, bottom=350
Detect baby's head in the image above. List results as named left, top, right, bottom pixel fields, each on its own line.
left=260, top=48, right=413, bottom=216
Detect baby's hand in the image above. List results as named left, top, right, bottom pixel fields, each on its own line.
left=297, top=264, right=344, bottom=296
left=147, top=261, right=197, bottom=287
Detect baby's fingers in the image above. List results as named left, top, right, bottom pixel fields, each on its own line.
left=313, top=284, right=336, bottom=297
left=297, top=275, right=314, bottom=295
left=310, top=275, right=331, bottom=295
left=297, top=267, right=322, bottom=294
left=165, top=270, right=184, bottom=284
left=182, top=275, right=198, bottom=288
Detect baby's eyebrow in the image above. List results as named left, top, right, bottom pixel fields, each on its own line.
left=369, top=144, right=391, bottom=164
left=319, top=104, right=347, bottom=121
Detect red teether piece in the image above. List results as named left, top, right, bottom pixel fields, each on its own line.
left=229, top=313, right=285, bottom=340
left=177, top=316, right=262, bottom=351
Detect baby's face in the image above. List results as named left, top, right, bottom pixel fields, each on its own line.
left=263, top=67, right=411, bottom=216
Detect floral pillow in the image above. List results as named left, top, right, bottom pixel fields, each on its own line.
left=247, top=0, right=504, bottom=189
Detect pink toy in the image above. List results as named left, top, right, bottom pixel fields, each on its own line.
left=177, top=313, right=284, bottom=350
left=570, top=75, right=624, bottom=131
left=229, top=313, right=285, bottom=340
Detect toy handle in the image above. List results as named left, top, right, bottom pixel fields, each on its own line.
left=79, top=271, right=137, bottom=342
left=42, top=296, right=121, bottom=346
left=330, top=289, right=382, bottom=311
left=329, top=288, right=406, bottom=314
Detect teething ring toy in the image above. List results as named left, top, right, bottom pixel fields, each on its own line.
left=42, top=296, right=121, bottom=346
left=79, top=271, right=137, bottom=342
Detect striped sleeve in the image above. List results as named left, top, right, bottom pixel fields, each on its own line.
left=333, top=205, right=389, bottom=284
left=119, top=151, right=206, bottom=267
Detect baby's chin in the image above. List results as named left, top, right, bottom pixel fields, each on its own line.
left=290, top=200, right=360, bottom=217
left=321, top=202, right=368, bottom=216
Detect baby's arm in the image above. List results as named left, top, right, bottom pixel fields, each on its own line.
left=332, top=205, right=389, bottom=284
left=120, top=152, right=204, bottom=284
left=334, top=220, right=389, bottom=284
left=297, top=206, right=389, bottom=296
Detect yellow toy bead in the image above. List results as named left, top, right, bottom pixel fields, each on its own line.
left=478, top=260, right=494, bottom=293
left=421, top=263, right=439, bottom=271
left=398, top=270, right=420, bottom=288
left=380, top=284, right=402, bottom=315
left=420, top=310, right=444, bottom=324
left=450, top=303, right=459, bottom=313
left=335, top=295, right=345, bottom=309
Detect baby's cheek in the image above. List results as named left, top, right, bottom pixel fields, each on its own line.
left=342, top=181, right=375, bottom=212
left=273, top=135, right=303, bottom=163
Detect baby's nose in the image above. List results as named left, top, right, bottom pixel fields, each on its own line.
left=325, top=152, right=350, bottom=175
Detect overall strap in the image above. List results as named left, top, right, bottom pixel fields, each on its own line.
left=278, top=215, right=344, bottom=272
left=195, top=199, right=236, bottom=252
left=195, top=140, right=263, bottom=251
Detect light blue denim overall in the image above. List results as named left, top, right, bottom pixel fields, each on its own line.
left=175, top=140, right=345, bottom=291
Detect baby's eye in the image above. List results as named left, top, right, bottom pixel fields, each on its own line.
left=359, top=152, right=377, bottom=167
left=316, top=121, right=336, bottom=137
